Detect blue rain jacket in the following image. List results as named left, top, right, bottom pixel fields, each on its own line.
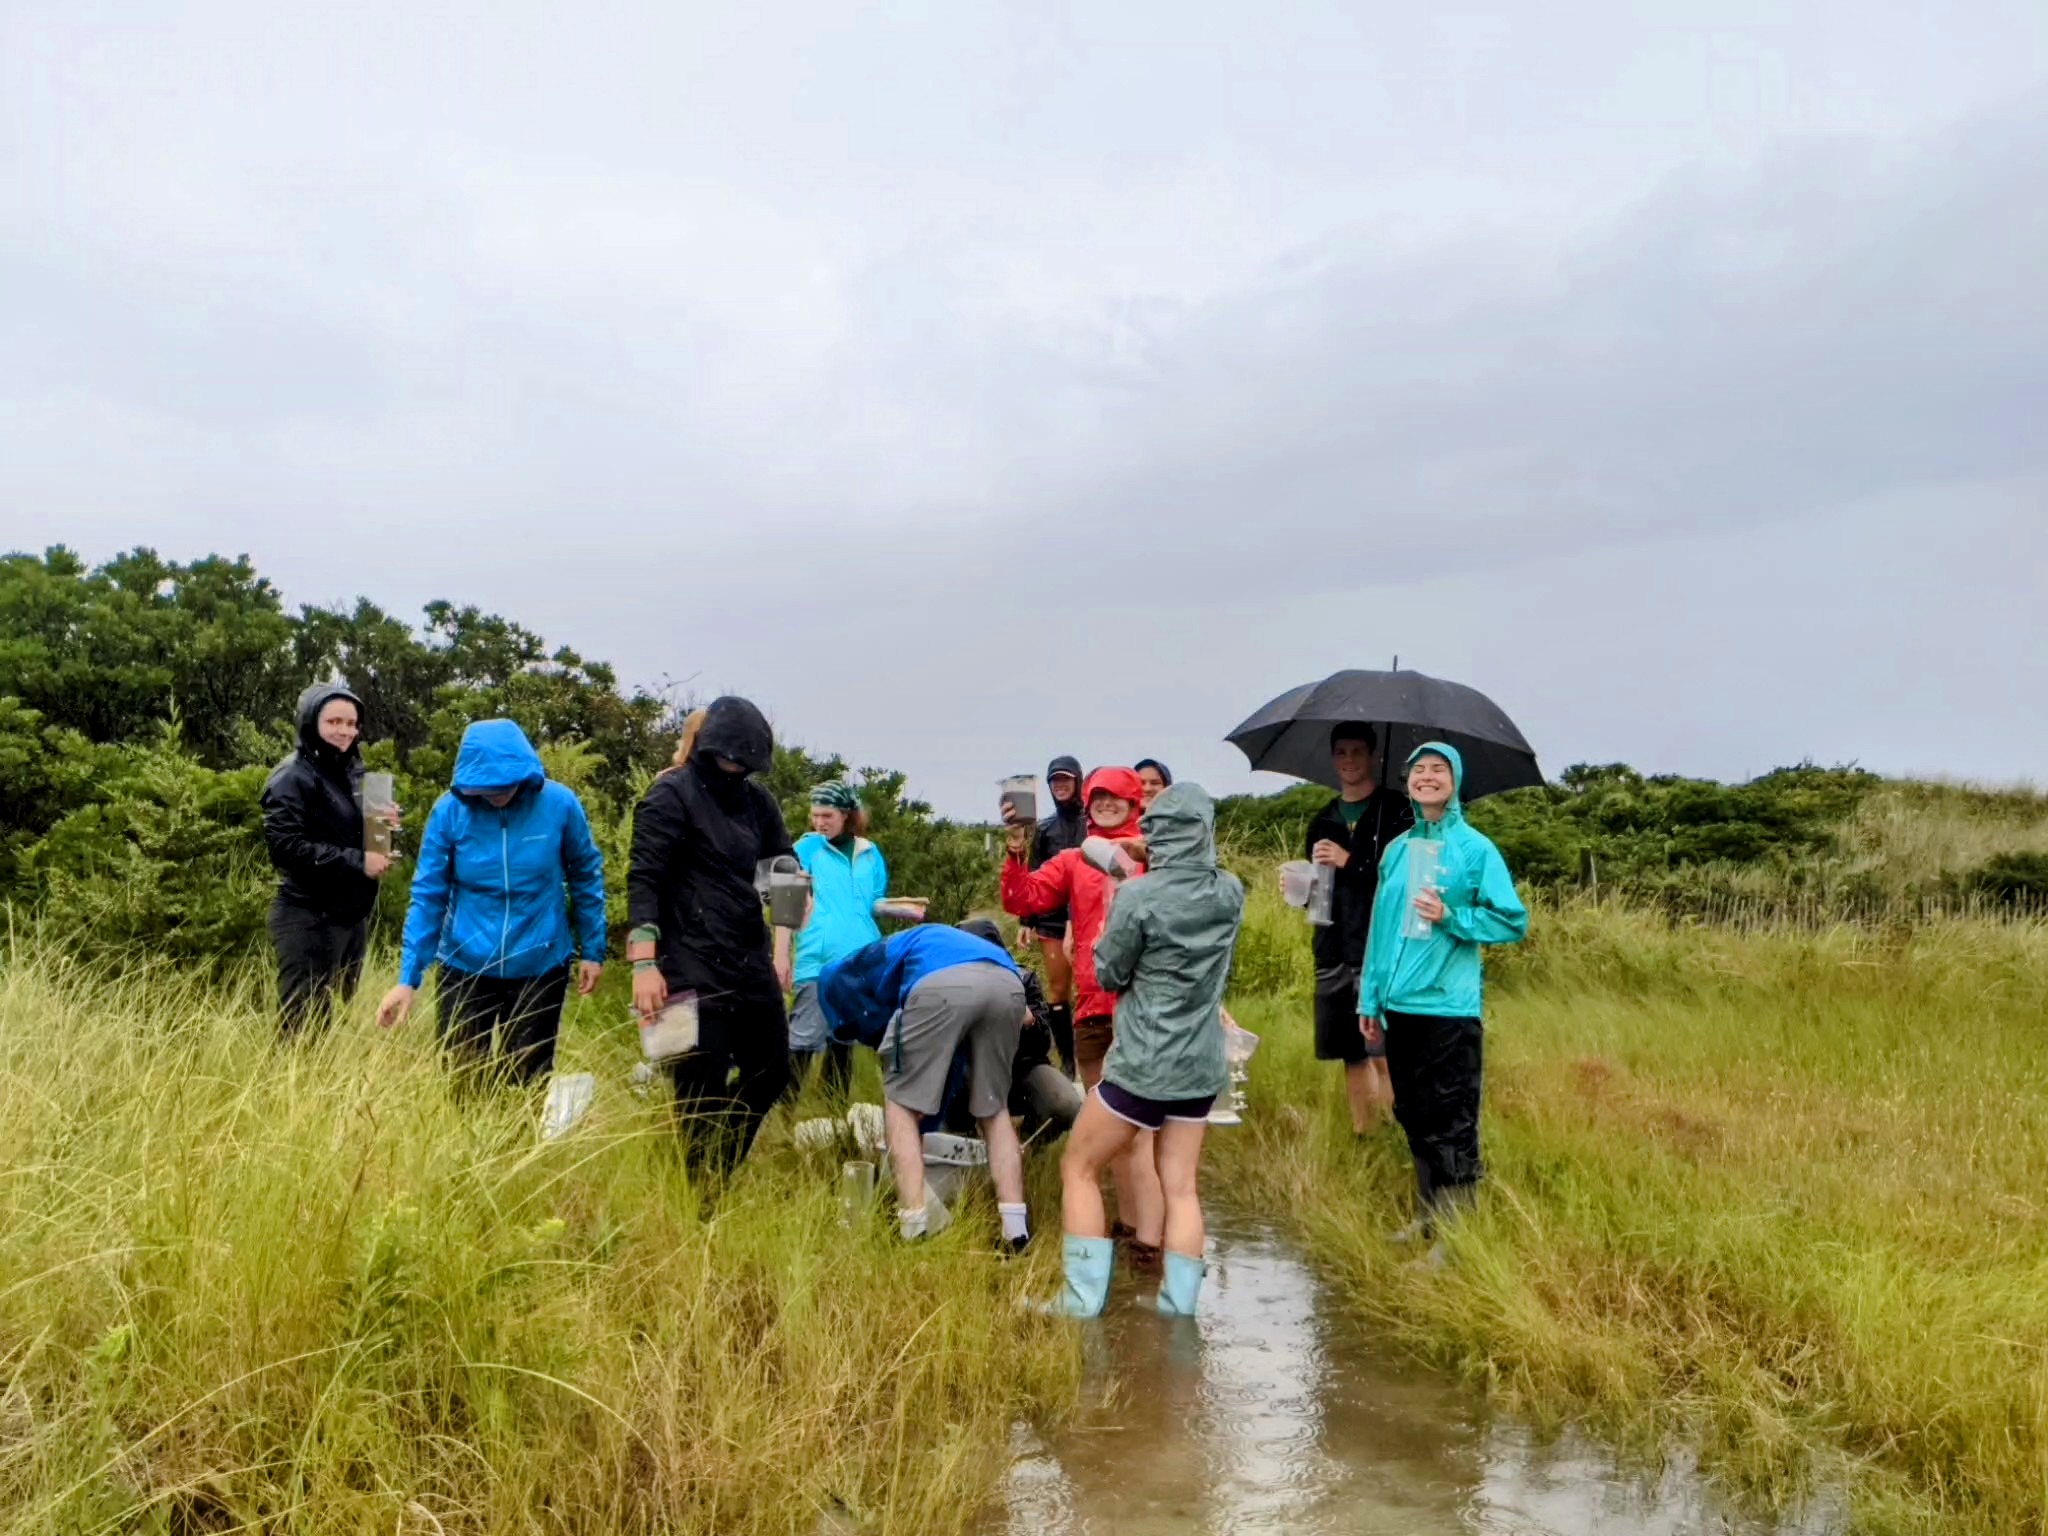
left=791, top=832, right=889, bottom=985
left=399, top=720, right=607, bottom=987
left=1358, top=741, right=1528, bottom=1021
left=816, top=926, right=1019, bottom=1050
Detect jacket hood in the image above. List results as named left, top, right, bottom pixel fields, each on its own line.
left=1404, top=740, right=1466, bottom=829
left=1139, top=781, right=1217, bottom=871
left=1046, top=754, right=1082, bottom=783
left=294, top=679, right=364, bottom=770
left=1046, top=755, right=1085, bottom=816
left=956, top=917, right=1003, bottom=947
left=452, top=719, right=547, bottom=796
left=696, top=696, right=774, bottom=777
left=1084, top=767, right=1146, bottom=840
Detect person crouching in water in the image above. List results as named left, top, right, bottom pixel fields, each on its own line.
left=1002, top=767, right=1165, bottom=1265
left=1044, top=782, right=1244, bottom=1316
left=1359, top=743, right=1527, bottom=1257
left=817, top=922, right=1033, bottom=1248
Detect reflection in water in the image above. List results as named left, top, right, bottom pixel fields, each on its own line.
left=985, top=1218, right=1838, bottom=1536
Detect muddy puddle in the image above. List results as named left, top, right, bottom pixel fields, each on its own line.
left=982, top=1215, right=1841, bottom=1536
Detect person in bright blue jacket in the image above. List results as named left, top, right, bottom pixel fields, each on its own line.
left=1358, top=741, right=1528, bottom=1248
left=819, top=924, right=1031, bottom=1249
left=375, top=719, right=607, bottom=1085
left=778, top=780, right=892, bottom=1094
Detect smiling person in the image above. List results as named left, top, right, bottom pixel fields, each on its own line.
left=782, top=779, right=889, bottom=1096
left=1304, top=724, right=1411, bottom=1134
left=260, top=680, right=396, bottom=1037
left=1027, top=755, right=1087, bottom=1077
left=1359, top=743, right=1528, bottom=1259
left=375, top=719, right=606, bottom=1086
left=1133, top=759, right=1173, bottom=809
left=1003, top=766, right=1166, bottom=1266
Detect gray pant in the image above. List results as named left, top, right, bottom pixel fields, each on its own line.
left=881, top=965, right=1025, bottom=1118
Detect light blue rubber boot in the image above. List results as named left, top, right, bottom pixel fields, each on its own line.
left=1154, top=1250, right=1206, bottom=1316
left=1047, top=1235, right=1115, bottom=1318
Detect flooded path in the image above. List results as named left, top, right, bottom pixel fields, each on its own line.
left=983, top=1215, right=1838, bottom=1536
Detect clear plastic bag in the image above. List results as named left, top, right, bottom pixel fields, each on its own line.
left=639, top=994, right=699, bottom=1060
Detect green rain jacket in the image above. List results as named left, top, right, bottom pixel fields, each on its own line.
left=1358, top=741, right=1529, bottom=1021
left=1093, top=782, right=1245, bottom=1102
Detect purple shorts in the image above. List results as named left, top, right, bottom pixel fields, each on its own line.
left=1096, top=1080, right=1215, bottom=1131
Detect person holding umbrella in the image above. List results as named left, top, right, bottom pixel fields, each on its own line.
left=1359, top=742, right=1528, bottom=1257
left=1304, top=724, right=1410, bottom=1134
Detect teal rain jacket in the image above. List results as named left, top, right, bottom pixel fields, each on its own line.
left=1358, top=741, right=1527, bottom=1021
left=791, top=832, right=888, bottom=986
left=1092, top=782, right=1245, bottom=1102
left=399, top=720, right=607, bottom=987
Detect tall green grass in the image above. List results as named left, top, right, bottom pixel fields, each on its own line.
left=1213, top=878, right=2048, bottom=1535
left=0, top=949, right=1076, bottom=1535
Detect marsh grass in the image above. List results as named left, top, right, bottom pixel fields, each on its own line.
left=1213, top=879, right=2048, bottom=1535
left=0, top=947, right=1077, bottom=1535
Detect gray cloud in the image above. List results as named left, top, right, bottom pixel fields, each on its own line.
left=1, top=1, right=2043, bottom=812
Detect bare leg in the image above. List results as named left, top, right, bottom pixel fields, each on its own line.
left=1113, top=1131, right=1165, bottom=1248
left=1038, top=934, right=1073, bottom=1006
left=979, top=1109, right=1025, bottom=1208
left=1366, top=1057, right=1394, bottom=1119
left=883, top=1100, right=926, bottom=1215
left=1345, top=1061, right=1374, bottom=1133
left=1060, top=1093, right=1140, bottom=1238
left=1154, top=1118, right=1208, bottom=1257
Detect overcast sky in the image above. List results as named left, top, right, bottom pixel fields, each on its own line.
left=3, top=2, right=2044, bottom=814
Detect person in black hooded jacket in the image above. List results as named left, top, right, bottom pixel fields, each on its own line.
left=1023, top=754, right=1086, bottom=1076
left=626, top=696, right=797, bottom=1176
left=260, top=680, right=396, bottom=1035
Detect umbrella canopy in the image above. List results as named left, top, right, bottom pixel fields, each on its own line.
left=1227, top=669, right=1542, bottom=801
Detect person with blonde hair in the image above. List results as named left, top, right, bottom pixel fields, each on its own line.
left=625, top=696, right=798, bottom=1177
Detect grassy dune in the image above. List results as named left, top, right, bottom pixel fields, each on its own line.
left=0, top=950, right=1076, bottom=1536
left=1213, top=878, right=2048, bottom=1535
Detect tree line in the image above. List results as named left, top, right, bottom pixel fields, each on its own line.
left=0, top=546, right=994, bottom=965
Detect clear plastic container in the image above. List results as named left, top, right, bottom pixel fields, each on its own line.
left=1081, top=835, right=1140, bottom=883
left=359, top=771, right=397, bottom=857
left=998, top=775, right=1037, bottom=827
left=540, top=1072, right=596, bottom=1141
left=1401, top=841, right=1444, bottom=940
left=639, top=993, right=699, bottom=1060
left=1278, top=860, right=1315, bottom=909
left=839, top=1160, right=876, bottom=1225
left=1307, top=863, right=1336, bottom=926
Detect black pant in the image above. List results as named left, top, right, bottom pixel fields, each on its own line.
left=437, top=966, right=570, bottom=1086
left=1383, top=1011, right=1484, bottom=1207
left=791, top=1040, right=854, bottom=1098
left=269, top=898, right=368, bottom=1038
left=669, top=1001, right=790, bottom=1177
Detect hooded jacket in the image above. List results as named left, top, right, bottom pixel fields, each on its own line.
left=1001, top=766, right=1146, bottom=1021
left=398, top=720, right=607, bottom=988
left=1029, top=754, right=1088, bottom=872
left=1092, top=783, right=1244, bottom=1102
left=1305, top=785, right=1412, bottom=971
left=626, top=696, right=795, bottom=1025
left=1357, top=742, right=1529, bottom=1021
left=791, top=830, right=888, bottom=986
left=260, top=681, right=377, bottom=922
left=817, top=924, right=1020, bottom=1051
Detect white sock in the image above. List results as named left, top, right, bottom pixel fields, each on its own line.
left=999, top=1203, right=1029, bottom=1243
left=898, top=1204, right=929, bottom=1241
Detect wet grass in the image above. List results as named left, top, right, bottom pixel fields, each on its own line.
left=1213, top=881, right=2048, bottom=1536
left=0, top=948, right=1077, bottom=1536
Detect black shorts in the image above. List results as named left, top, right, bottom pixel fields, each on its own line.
left=1096, top=1080, right=1215, bottom=1131
left=1315, top=964, right=1383, bottom=1062
left=1030, top=910, right=1070, bottom=941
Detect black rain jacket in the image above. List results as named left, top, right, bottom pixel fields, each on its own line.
left=627, top=696, right=794, bottom=1025
left=1306, top=786, right=1413, bottom=971
left=261, top=682, right=377, bottom=922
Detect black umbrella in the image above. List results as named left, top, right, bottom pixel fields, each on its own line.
left=1227, top=669, right=1542, bottom=801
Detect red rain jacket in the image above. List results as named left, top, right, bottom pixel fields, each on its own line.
left=1001, top=767, right=1147, bottom=1023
